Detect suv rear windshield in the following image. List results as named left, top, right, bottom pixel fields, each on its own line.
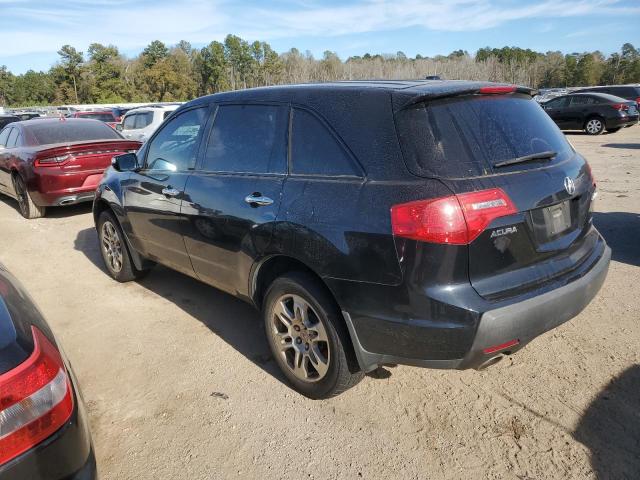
left=395, top=95, right=574, bottom=178
left=27, top=121, right=121, bottom=145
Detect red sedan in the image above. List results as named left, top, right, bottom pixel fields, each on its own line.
left=0, top=118, right=141, bottom=219
left=72, top=110, right=120, bottom=129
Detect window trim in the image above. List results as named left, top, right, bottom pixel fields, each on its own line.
left=195, top=101, right=290, bottom=177
left=140, top=104, right=211, bottom=173
left=288, top=104, right=365, bottom=179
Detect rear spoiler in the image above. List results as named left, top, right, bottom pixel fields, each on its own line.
left=398, top=84, right=538, bottom=110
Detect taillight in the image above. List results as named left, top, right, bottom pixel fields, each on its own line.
left=611, top=103, right=629, bottom=111
left=479, top=85, right=517, bottom=94
left=391, top=188, right=517, bottom=245
left=34, top=154, right=70, bottom=167
left=0, top=326, right=73, bottom=466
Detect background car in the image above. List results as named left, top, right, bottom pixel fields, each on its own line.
left=0, top=263, right=96, bottom=479
left=541, top=92, right=638, bottom=134
left=0, top=115, right=20, bottom=130
left=110, top=107, right=133, bottom=123
left=117, top=105, right=179, bottom=141
left=0, top=118, right=141, bottom=218
left=578, top=84, right=640, bottom=109
left=71, top=110, right=119, bottom=129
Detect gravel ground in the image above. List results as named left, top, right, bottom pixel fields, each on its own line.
left=0, top=127, right=638, bottom=480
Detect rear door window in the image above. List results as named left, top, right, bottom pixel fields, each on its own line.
left=201, top=104, right=288, bottom=174
left=290, top=108, right=361, bottom=176
left=545, top=97, right=569, bottom=108
left=5, top=128, right=18, bottom=149
left=396, top=95, right=573, bottom=178
left=0, top=128, right=10, bottom=147
left=123, top=114, right=137, bottom=130
left=134, top=112, right=153, bottom=129
left=570, top=96, right=595, bottom=106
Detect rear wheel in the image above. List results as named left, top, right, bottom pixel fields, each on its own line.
left=97, top=210, right=150, bottom=282
left=12, top=175, right=45, bottom=219
left=263, top=272, right=363, bottom=399
left=584, top=117, right=605, bottom=135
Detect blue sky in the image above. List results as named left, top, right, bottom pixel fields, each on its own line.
left=1, top=0, right=639, bottom=74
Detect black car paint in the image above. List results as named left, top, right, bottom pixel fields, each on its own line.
left=0, top=265, right=96, bottom=480
left=94, top=81, right=609, bottom=372
left=542, top=92, right=639, bottom=131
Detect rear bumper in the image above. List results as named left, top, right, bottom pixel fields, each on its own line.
left=606, top=115, right=639, bottom=129
left=28, top=168, right=104, bottom=206
left=340, top=244, right=611, bottom=372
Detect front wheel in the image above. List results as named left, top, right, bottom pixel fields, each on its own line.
left=585, top=117, right=605, bottom=135
left=263, top=272, right=363, bottom=399
left=12, top=175, right=45, bottom=219
left=97, top=210, right=150, bottom=282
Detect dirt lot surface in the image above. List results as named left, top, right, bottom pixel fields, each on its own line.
left=1, top=127, right=639, bottom=480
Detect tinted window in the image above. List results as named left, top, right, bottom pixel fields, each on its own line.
left=146, top=107, right=207, bottom=172
left=396, top=95, right=573, bottom=178
left=5, top=129, right=18, bottom=148
left=80, top=112, right=114, bottom=122
left=134, top=112, right=153, bottom=129
left=545, top=96, right=569, bottom=108
left=163, top=110, right=174, bottom=120
left=0, top=128, right=10, bottom=147
left=202, top=104, right=287, bottom=174
left=570, top=96, right=595, bottom=106
left=123, top=114, right=136, bottom=130
left=27, top=121, right=121, bottom=145
left=0, top=117, right=18, bottom=130
left=291, top=108, right=359, bottom=176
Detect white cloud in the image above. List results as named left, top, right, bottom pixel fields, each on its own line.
left=0, top=0, right=637, bottom=59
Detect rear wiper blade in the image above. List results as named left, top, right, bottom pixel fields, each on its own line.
left=493, top=150, right=557, bottom=168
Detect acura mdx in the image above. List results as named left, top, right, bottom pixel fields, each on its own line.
left=93, top=81, right=611, bottom=398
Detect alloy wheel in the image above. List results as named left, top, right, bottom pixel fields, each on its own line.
left=586, top=119, right=603, bottom=134
left=101, top=221, right=124, bottom=273
left=269, top=294, right=330, bottom=382
left=12, top=177, right=28, bottom=217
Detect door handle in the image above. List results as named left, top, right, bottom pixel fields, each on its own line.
left=162, top=187, right=180, bottom=197
left=244, top=194, right=273, bottom=206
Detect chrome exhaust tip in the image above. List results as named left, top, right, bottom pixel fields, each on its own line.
left=476, top=355, right=504, bottom=370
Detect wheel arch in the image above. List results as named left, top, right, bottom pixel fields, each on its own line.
left=251, top=254, right=362, bottom=374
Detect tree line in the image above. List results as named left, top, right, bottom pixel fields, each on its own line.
left=1, top=36, right=639, bottom=108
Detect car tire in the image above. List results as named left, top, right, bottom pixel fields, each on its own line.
left=263, top=272, right=364, bottom=399
left=12, top=174, right=45, bottom=219
left=584, top=117, right=605, bottom=135
left=97, top=210, right=150, bottom=282
left=606, top=127, right=621, bottom=133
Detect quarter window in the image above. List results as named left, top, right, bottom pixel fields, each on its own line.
left=202, top=104, right=287, bottom=174
left=5, top=128, right=18, bottom=149
left=145, top=107, right=207, bottom=172
left=0, top=128, right=10, bottom=147
left=291, top=108, right=359, bottom=176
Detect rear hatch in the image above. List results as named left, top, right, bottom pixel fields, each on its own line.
left=395, top=91, right=601, bottom=300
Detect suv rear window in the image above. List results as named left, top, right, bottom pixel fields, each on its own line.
left=27, top=121, right=121, bottom=145
left=395, top=95, right=573, bottom=178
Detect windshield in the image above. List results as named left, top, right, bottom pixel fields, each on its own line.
left=27, top=121, right=122, bottom=145
left=395, top=95, right=573, bottom=178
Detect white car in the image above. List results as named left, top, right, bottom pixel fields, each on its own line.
left=117, top=105, right=179, bottom=142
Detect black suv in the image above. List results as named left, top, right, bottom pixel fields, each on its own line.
left=94, top=81, right=610, bottom=398
left=542, top=92, right=639, bottom=134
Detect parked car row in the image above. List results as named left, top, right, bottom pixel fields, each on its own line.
left=0, top=80, right=614, bottom=476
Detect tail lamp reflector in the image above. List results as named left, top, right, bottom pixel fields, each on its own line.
left=391, top=188, right=517, bottom=245
left=483, top=339, right=520, bottom=355
left=0, top=327, right=73, bottom=466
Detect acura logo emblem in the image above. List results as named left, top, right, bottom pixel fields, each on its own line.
left=564, top=177, right=576, bottom=195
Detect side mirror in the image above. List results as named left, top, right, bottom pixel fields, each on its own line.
left=112, top=152, right=139, bottom=172
left=115, top=124, right=123, bottom=132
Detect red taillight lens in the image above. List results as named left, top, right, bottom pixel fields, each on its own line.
left=391, top=188, right=517, bottom=245
left=34, top=154, right=71, bottom=167
left=479, top=85, right=517, bottom=94
left=611, top=103, right=628, bottom=111
left=0, top=327, right=73, bottom=466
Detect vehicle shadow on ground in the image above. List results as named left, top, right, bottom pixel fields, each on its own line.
left=601, top=143, right=640, bottom=149
left=574, top=365, right=640, bottom=479
left=73, top=227, right=288, bottom=386
left=0, top=196, right=92, bottom=219
left=592, top=212, right=640, bottom=267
